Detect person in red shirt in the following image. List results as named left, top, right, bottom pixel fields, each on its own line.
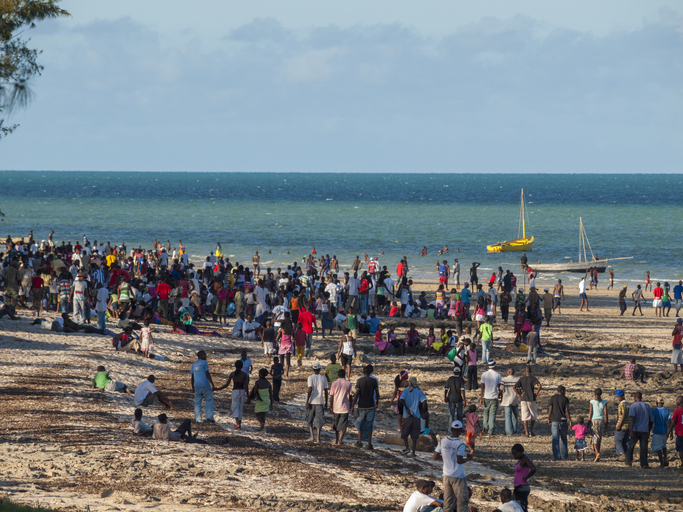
left=156, top=280, right=172, bottom=319
left=653, top=283, right=664, bottom=317
left=667, top=396, right=683, bottom=469
left=298, top=305, right=318, bottom=358
left=396, top=261, right=405, bottom=278
left=31, top=275, right=44, bottom=315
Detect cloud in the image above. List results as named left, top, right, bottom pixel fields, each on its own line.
left=1, top=13, right=682, bottom=172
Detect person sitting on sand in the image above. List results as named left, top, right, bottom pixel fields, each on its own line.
left=91, top=365, right=133, bottom=395
left=374, top=325, right=389, bottom=354
left=112, top=325, right=140, bottom=353
left=53, top=312, right=106, bottom=335
left=617, top=358, right=646, bottom=383
left=133, top=375, right=175, bottom=409
left=0, top=304, right=19, bottom=320
left=152, top=413, right=202, bottom=443
left=131, top=408, right=153, bottom=436
left=492, top=488, right=524, bottom=512
left=402, top=480, right=443, bottom=512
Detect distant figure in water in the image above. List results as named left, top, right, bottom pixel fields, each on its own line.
left=444, top=245, right=449, bottom=253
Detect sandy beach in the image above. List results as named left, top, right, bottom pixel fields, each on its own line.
left=1, top=280, right=682, bottom=512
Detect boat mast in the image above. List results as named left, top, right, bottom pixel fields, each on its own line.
left=518, top=189, right=526, bottom=239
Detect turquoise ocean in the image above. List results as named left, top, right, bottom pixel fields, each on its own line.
left=1, top=171, right=681, bottom=287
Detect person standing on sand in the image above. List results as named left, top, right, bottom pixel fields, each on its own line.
left=645, top=271, right=652, bottom=291
left=578, top=273, right=589, bottom=312
left=608, top=268, right=614, bottom=290
left=631, top=285, right=645, bottom=316
left=479, top=360, right=502, bottom=436
left=541, top=288, right=552, bottom=327
left=453, top=259, right=460, bottom=286
left=653, top=282, right=664, bottom=317
left=625, top=391, right=652, bottom=468
left=501, top=368, right=519, bottom=436
left=671, top=318, right=683, bottom=373
left=330, top=368, right=353, bottom=445
left=190, top=351, right=216, bottom=424
left=651, top=398, right=671, bottom=467
left=666, top=395, right=683, bottom=470
left=515, top=366, right=541, bottom=437
left=399, top=377, right=428, bottom=457
left=552, top=280, right=564, bottom=314
left=674, top=281, right=683, bottom=315
left=434, top=420, right=474, bottom=512
left=547, top=385, right=572, bottom=460
left=614, top=390, right=630, bottom=460
left=354, top=365, right=379, bottom=450
left=469, top=262, right=480, bottom=289
left=588, top=388, right=608, bottom=462
left=618, top=285, right=628, bottom=316
left=215, top=360, right=250, bottom=430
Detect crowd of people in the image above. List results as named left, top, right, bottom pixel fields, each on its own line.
left=2, top=233, right=683, bottom=512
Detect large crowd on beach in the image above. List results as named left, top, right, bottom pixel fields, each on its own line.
left=2, top=232, right=683, bottom=512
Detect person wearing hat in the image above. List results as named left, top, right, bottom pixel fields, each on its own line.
left=434, top=420, right=474, bottom=512
left=399, top=377, right=428, bottom=457
left=403, top=480, right=443, bottom=512
left=68, top=270, right=90, bottom=324
left=445, top=366, right=466, bottom=426
left=613, top=389, right=630, bottom=459
left=672, top=318, right=683, bottom=373
left=305, top=362, right=328, bottom=443
left=479, top=360, right=502, bottom=436
left=541, top=287, right=553, bottom=327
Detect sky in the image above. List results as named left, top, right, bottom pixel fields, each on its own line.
left=1, top=0, right=681, bottom=173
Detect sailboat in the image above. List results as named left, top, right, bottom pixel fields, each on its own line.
left=529, top=217, right=632, bottom=274
left=486, top=189, right=534, bottom=252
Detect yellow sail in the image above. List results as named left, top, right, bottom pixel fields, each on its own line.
left=487, top=189, right=533, bottom=252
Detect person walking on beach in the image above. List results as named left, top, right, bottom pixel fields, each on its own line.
left=501, top=368, right=519, bottom=436
left=355, top=365, right=379, bottom=450
left=588, top=388, right=608, bottom=462
left=578, top=273, right=589, bottom=312
left=653, top=282, right=664, bottom=317
left=190, top=351, right=216, bottom=424
left=515, top=366, right=541, bottom=437
left=399, top=377, right=428, bottom=457
left=625, top=391, right=652, bottom=468
left=651, top=398, right=671, bottom=467
left=608, top=268, right=614, bottom=290
left=434, top=420, right=474, bottom=512
left=552, top=280, right=564, bottom=314
left=618, top=285, right=628, bottom=316
left=479, top=360, right=502, bottom=436
left=632, top=285, right=645, bottom=316
left=330, top=368, right=353, bottom=445
left=215, top=360, right=250, bottom=430
left=547, top=385, right=572, bottom=460
left=674, top=281, right=683, bottom=315
left=614, top=390, right=630, bottom=460
left=672, top=318, right=683, bottom=373
left=666, top=395, right=683, bottom=470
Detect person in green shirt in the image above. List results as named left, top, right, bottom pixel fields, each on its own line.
left=325, top=355, right=343, bottom=384
left=479, top=316, right=494, bottom=364
left=92, top=365, right=133, bottom=394
left=346, top=308, right=357, bottom=337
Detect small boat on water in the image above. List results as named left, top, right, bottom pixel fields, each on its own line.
left=529, top=217, right=632, bottom=274
left=487, top=189, right=534, bottom=253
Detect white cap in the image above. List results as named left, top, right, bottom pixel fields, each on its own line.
left=311, top=362, right=321, bottom=370
left=451, top=420, right=463, bottom=429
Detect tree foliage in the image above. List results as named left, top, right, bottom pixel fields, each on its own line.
left=0, top=0, right=69, bottom=138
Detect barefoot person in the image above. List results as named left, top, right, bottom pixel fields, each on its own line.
left=215, top=360, right=250, bottom=430
left=552, top=279, right=564, bottom=314
left=305, top=362, right=328, bottom=443
left=666, top=395, right=683, bottom=470
left=250, top=368, right=273, bottom=431
left=632, top=285, right=645, bottom=316
left=190, top=350, right=216, bottom=424
left=578, top=273, right=589, bottom=312
left=330, top=368, right=353, bottom=445
left=133, top=375, right=175, bottom=409
left=434, top=420, right=474, bottom=512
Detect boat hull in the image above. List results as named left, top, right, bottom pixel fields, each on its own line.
left=529, top=262, right=607, bottom=274
left=487, top=237, right=534, bottom=253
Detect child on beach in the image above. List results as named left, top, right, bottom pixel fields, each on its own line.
left=249, top=368, right=272, bottom=431
left=140, top=319, right=154, bottom=358
left=346, top=308, right=357, bottom=338
left=422, top=326, right=436, bottom=355
left=572, top=416, right=588, bottom=461
left=511, top=444, right=536, bottom=512
left=465, top=405, right=481, bottom=453
left=271, top=356, right=283, bottom=402
left=375, top=325, right=389, bottom=355
left=294, top=322, right=306, bottom=367
left=588, top=388, right=608, bottom=462
left=388, top=324, right=405, bottom=355
left=466, top=341, right=478, bottom=390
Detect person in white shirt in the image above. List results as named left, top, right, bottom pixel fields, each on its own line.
left=403, top=480, right=443, bottom=512
left=579, top=274, right=589, bottom=312
left=493, top=488, right=524, bottom=512
left=325, top=279, right=338, bottom=305
left=242, top=315, right=261, bottom=340
left=501, top=367, right=520, bottom=436
left=479, top=360, right=502, bottom=435
left=434, top=420, right=473, bottom=512
left=305, top=362, right=329, bottom=443
left=133, top=375, right=175, bottom=409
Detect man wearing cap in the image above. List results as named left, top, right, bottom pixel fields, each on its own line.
left=305, top=362, right=328, bottom=443
left=479, top=360, right=502, bottom=436
left=445, top=367, right=466, bottom=426
left=403, top=480, right=444, bottom=512
left=614, top=389, right=630, bottom=459
left=434, top=420, right=473, bottom=512
left=400, top=377, right=428, bottom=457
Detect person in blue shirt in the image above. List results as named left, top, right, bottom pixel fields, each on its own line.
left=240, top=350, right=253, bottom=375
left=399, top=377, right=428, bottom=456
left=367, top=312, right=381, bottom=335
left=651, top=398, right=671, bottom=467
left=674, top=280, right=683, bottom=315
left=190, top=350, right=216, bottom=423
left=461, top=283, right=472, bottom=320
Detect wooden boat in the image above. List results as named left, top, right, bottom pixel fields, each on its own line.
left=529, top=217, right=632, bottom=274
left=487, top=189, right=534, bottom=252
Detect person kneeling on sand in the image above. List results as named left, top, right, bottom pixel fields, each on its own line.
left=91, top=365, right=133, bottom=395
left=134, top=375, right=175, bottom=409
left=152, top=413, right=204, bottom=443
left=131, top=408, right=153, bottom=436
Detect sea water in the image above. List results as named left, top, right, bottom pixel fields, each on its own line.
left=1, top=171, right=681, bottom=286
